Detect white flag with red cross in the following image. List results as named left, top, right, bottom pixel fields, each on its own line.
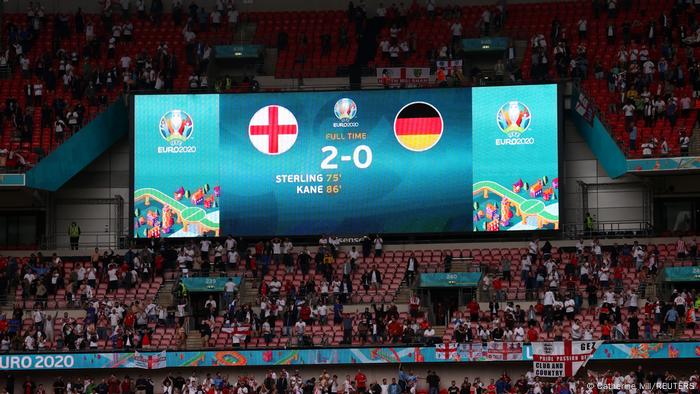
left=248, top=105, right=299, bottom=155
left=532, top=340, right=603, bottom=378
left=435, top=342, right=459, bottom=360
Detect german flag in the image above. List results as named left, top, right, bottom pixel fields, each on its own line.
left=393, top=102, right=443, bottom=151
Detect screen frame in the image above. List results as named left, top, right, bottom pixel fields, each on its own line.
left=129, top=83, right=564, bottom=243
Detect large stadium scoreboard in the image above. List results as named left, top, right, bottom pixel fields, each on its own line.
left=132, top=85, right=560, bottom=238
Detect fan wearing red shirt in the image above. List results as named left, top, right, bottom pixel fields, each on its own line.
left=23, top=378, right=34, bottom=394
left=487, top=380, right=496, bottom=394
left=300, top=304, right=312, bottom=324
left=355, top=370, right=368, bottom=394
left=493, top=278, right=503, bottom=301
left=120, top=377, right=132, bottom=394
left=527, top=327, right=539, bottom=342
left=468, top=299, right=480, bottom=322
left=155, top=254, right=164, bottom=275
left=141, top=331, right=151, bottom=349
left=107, top=376, right=121, bottom=394
left=601, top=322, right=611, bottom=340
left=388, top=320, right=403, bottom=342
left=124, top=312, right=136, bottom=330
left=613, top=266, right=624, bottom=288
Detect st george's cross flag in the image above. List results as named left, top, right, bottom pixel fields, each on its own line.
left=248, top=105, right=299, bottom=155
left=532, top=341, right=603, bottom=378
left=435, top=342, right=459, bottom=360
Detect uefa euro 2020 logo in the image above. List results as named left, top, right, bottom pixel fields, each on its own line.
left=497, top=101, right=531, bottom=137
left=159, top=109, right=194, bottom=145
left=334, top=98, right=357, bottom=121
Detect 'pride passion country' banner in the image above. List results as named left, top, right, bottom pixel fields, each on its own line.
left=532, top=341, right=603, bottom=378
left=2, top=342, right=698, bottom=371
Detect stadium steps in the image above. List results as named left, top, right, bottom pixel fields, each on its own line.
left=0, top=281, right=17, bottom=307
left=237, top=22, right=258, bottom=44
left=513, top=40, right=528, bottom=67
left=451, top=260, right=472, bottom=272
left=640, top=278, right=656, bottom=300
left=185, top=330, right=203, bottom=349
left=262, top=48, right=279, bottom=76
left=689, top=123, right=700, bottom=156
left=394, top=285, right=413, bottom=304
left=154, top=279, right=177, bottom=307
left=239, top=278, right=260, bottom=306
left=432, top=325, right=447, bottom=338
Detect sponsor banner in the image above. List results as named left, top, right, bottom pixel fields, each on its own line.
left=214, top=44, right=263, bottom=59
left=532, top=341, right=602, bottom=378
left=376, top=67, right=432, bottom=87
left=663, top=267, right=700, bottom=282
left=461, top=37, right=509, bottom=52
left=436, top=60, right=463, bottom=76
left=1, top=342, right=700, bottom=370
left=419, top=273, right=482, bottom=288
left=181, top=277, right=242, bottom=292
left=0, top=173, right=25, bottom=186
left=627, top=157, right=700, bottom=172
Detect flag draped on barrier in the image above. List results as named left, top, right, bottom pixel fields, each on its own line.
left=133, top=350, right=167, bottom=369
left=532, top=341, right=603, bottom=377
left=574, top=92, right=594, bottom=125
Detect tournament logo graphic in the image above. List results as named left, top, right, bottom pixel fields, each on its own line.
left=157, top=110, right=196, bottom=153
left=393, top=101, right=444, bottom=152
left=495, top=101, right=534, bottom=146
left=334, top=98, right=357, bottom=121
left=497, top=101, right=531, bottom=137
left=159, top=110, right=194, bottom=144
left=249, top=105, right=299, bottom=155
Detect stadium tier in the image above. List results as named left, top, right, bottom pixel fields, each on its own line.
left=2, top=238, right=700, bottom=352
left=3, top=0, right=700, bottom=391
left=3, top=0, right=698, bottom=171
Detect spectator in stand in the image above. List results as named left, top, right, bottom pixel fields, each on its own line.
left=641, top=139, right=654, bottom=157
left=628, top=124, right=637, bottom=152
left=405, top=253, right=418, bottom=286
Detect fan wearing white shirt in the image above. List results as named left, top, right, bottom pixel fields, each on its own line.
left=200, top=239, right=212, bottom=261
left=450, top=20, right=463, bottom=43
left=225, top=235, right=236, bottom=251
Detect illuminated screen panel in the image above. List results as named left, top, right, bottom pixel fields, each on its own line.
left=472, top=84, right=560, bottom=232
left=132, top=85, right=559, bottom=238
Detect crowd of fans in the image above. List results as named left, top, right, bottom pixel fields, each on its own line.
left=0, top=0, right=250, bottom=154
left=0, top=245, right=177, bottom=352
left=3, top=367, right=700, bottom=394
left=521, top=0, right=700, bottom=157
left=1, top=230, right=700, bottom=352
left=464, top=237, right=700, bottom=344
left=172, top=234, right=443, bottom=348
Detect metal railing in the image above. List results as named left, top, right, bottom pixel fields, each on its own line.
left=563, top=220, right=653, bottom=239
left=42, top=231, right=127, bottom=250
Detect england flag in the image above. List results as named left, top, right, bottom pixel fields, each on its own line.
left=248, top=105, right=299, bottom=155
